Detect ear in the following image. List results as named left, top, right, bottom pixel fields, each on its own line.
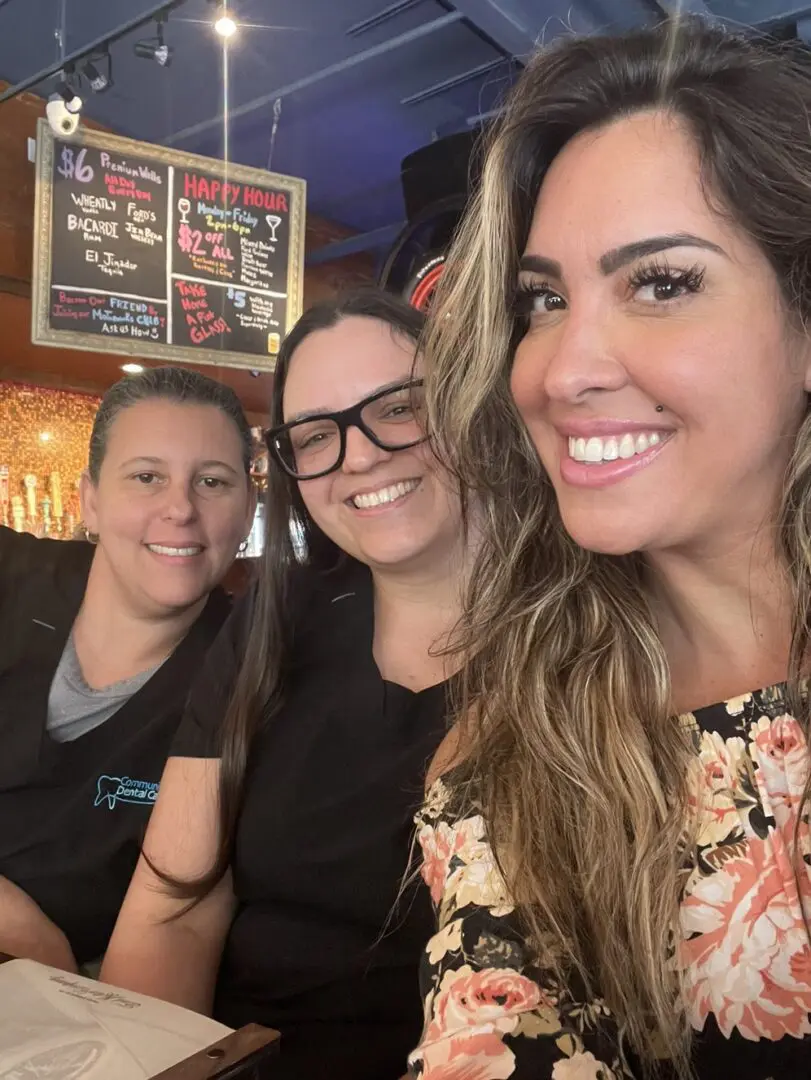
left=79, top=470, right=99, bottom=534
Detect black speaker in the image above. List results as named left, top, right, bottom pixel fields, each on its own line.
left=379, top=131, right=481, bottom=310
left=400, top=131, right=480, bottom=219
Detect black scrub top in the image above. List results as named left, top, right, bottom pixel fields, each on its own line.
left=173, top=557, right=449, bottom=1080
left=0, top=525, right=230, bottom=963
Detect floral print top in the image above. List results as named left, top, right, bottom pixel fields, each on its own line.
left=409, top=686, right=811, bottom=1079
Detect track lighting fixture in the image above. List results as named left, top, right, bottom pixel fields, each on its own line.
left=81, top=53, right=112, bottom=93
left=47, top=71, right=82, bottom=136
left=53, top=74, right=82, bottom=114
left=134, top=15, right=173, bottom=67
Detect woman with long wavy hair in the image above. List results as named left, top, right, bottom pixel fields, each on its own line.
left=409, top=17, right=811, bottom=1080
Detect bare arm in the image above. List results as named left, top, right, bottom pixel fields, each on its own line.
left=0, top=875, right=77, bottom=970
left=100, top=757, right=236, bottom=1014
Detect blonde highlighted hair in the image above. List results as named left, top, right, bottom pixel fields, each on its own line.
left=422, top=17, right=811, bottom=1075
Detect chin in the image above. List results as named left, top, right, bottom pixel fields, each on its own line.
left=143, top=584, right=210, bottom=614
left=559, top=513, right=645, bottom=558
left=358, top=539, right=430, bottom=569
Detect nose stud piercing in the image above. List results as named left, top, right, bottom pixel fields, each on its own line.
left=655, top=405, right=664, bottom=413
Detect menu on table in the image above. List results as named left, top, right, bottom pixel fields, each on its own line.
left=32, top=120, right=306, bottom=372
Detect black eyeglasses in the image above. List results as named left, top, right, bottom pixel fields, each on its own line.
left=265, top=378, right=428, bottom=480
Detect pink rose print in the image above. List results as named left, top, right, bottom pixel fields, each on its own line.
left=411, top=1028, right=517, bottom=1080
left=689, top=732, right=747, bottom=847
left=413, top=966, right=544, bottom=1079
left=680, top=828, right=811, bottom=1041
left=750, top=715, right=809, bottom=826
left=429, top=966, right=543, bottom=1035
left=420, top=821, right=471, bottom=906
left=420, top=817, right=497, bottom=910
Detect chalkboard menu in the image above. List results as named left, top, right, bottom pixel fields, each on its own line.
left=32, top=120, right=306, bottom=372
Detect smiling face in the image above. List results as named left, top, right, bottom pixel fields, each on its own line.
left=81, top=398, right=253, bottom=617
left=509, top=110, right=811, bottom=558
left=282, top=315, right=461, bottom=573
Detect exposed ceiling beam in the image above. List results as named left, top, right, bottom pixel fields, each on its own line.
left=0, top=0, right=188, bottom=104
left=467, top=106, right=502, bottom=126
left=164, top=11, right=465, bottom=146
left=401, top=57, right=507, bottom=105
left=448, top=0, right=539, bottom=58
left=654, top=0, right=717, bottom=19
left=769, top=1, right=811, bottom=21
left=575, top=0, right=663, bottom=31
left=347, top=0, right=428, bottom=36
left=713, top=0, right=811, bottom=25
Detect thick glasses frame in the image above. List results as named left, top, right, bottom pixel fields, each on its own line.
left=265, top=378, right=427, bottom=480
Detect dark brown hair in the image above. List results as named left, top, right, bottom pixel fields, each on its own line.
left=89, top=365, right=252, bottom=481
left=179, top=288, right=426, bottom=900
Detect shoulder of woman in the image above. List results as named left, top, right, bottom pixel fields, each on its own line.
left=425, top=722, right=468, bottom=791
left=208, top=558, right=371, bottom=679
left=0, top=526, right=92, bottom=591
left=284, top=555, right=371, bottom=622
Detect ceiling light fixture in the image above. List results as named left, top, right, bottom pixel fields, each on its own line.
left=82, top=54, right=113, bottom=93
left=54, top=75, right=83, bottom=114
left=134, top=14, right=173, bottom=67
left=214, top=10, right=237, bottom=38
left=46, top=67, right=83, bottom=135
left=120, top=363, right=145, bottom=375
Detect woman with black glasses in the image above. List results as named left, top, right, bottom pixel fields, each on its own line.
left=102, top=289, right=472, bottom=1080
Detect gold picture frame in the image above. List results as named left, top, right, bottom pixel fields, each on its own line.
left=31, top=119, right=306, bottom=373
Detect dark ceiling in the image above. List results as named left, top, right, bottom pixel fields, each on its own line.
left=0, top=0, right=807, bottom=266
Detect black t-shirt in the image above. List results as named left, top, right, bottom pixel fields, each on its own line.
left=0, top=526, right=231, bottom=963
left=173, top=557, right=448, bottom=1080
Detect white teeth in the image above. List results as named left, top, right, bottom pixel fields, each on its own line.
left=352, top=480, right=419, bottom=509
left=148, top=544, right=202, bottom=557
left=584, top=437, right=603, bottom=463
left=568, top=432, right=666, bottom=464
left=618, top=434, right=636, bottom=460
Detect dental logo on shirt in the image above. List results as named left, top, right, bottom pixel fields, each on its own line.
left=93, top=774, right=159, bottom=810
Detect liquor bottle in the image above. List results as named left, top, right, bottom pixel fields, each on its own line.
left=23, top=474, right=37, bottom=527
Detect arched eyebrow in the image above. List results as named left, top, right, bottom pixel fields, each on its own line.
left=118, top=456, right=239, bottom=477
left=519, top=233, right=727, bottom=281
left=598, top=233, right=727, bottom=275
left=285, top=378, right=416, bottom=424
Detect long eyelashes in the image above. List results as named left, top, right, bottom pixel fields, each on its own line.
left=626, top=259, right=706, bottom=296
left=510, top=281, right=558, bottom=320
left=510, top=259, right=707, bottom=321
